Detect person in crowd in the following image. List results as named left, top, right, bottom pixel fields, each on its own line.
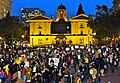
left=0, top=40, right=119, bottom=83
left=63, top=65, right=70, bottom=83
left=21, top=65, right=26, bottom=82
left=75, top=75, right=82, bottom=83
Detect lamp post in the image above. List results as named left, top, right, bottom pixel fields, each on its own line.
left=0, top=37, right=2, bottom=40
left=93, top=32, right=96, bottom=45
left=93, top=32, right=96, bottom=36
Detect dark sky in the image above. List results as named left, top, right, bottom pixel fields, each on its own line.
left=12, top=0, right=113, bottom=18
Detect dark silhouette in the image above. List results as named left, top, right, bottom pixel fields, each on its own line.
left=77, top=3, right=85, bottom=15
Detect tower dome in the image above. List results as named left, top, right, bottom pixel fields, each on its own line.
left=57, top=4, right=66, bottom=10
left=56, top=4, right=67, bottom=21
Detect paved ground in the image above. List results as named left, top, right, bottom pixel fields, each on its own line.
left=86, top=67, right=120, bottom=83
left=59, top=64, right=120, bottom=83
left=100, top=68, right=120, bottom=83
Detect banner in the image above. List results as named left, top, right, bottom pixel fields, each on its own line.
left=65, top=47, right=70, bottom=51
left=25, top=61, right=29, bottom=67
left=71, top=46, right=74, bottom=50
left=75, top=45, right=79, bottom=49
left=49, top=58, right=59, bottom=66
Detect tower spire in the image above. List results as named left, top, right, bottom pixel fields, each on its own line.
left=77, top=3, right=85, bottom=15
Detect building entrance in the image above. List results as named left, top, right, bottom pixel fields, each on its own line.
left=55, top=35, right=67, bottom=46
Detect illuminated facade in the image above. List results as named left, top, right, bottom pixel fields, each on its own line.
left=29, top=4, right=93, bottom=46
left=0, top=0, right=12, bottom=19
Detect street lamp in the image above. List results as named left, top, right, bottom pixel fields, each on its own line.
left=21, top=35, right=25, bottom=44
left=93, top=32, right=96, bottom=36
left=119, top=35, right=120, bottom=39
left=92, top=32, right=96, bottom=45
left=22, top=35, right=24, bottom=39
left=0, top=37, right=2, bottom=40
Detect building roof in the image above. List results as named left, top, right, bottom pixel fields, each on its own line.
left=29, top=14, right=52, bottom=20
left=21, top=8, right=45, bottom=13
left=58, top=19, right=66, bottom=23
left=21, top=8, right=43, bottom=11
left=57, top=4, right=66, bottom=10
left=21, top=8, right=40, bottom=10
left=71, top=14, right=90, bottom=20
left=77, top=3, right=85, bottom=15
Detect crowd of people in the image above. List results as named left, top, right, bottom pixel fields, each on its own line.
left=0, top=41, right=119, bottom=83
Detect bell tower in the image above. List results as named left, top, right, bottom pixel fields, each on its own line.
left=56, top=4, right=68, bottom=21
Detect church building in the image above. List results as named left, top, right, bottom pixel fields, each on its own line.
left=29, top=4, right=93, bottom=46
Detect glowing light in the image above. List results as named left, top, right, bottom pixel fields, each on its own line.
left=67, top=26, right=69, bottom=29
left=27, top=44, right=30, bottom=47
left=0, top=37, right=2, bottom=40
left=88, top=34, right=90, bottom=36
left=93, top=32, right=96, bottom=36
left=21, top=8, right=23, bottom=10
left=22, top=35, right=24, bottom=38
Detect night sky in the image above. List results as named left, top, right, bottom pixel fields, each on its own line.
left=12, top=0, right=113, bottom=18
